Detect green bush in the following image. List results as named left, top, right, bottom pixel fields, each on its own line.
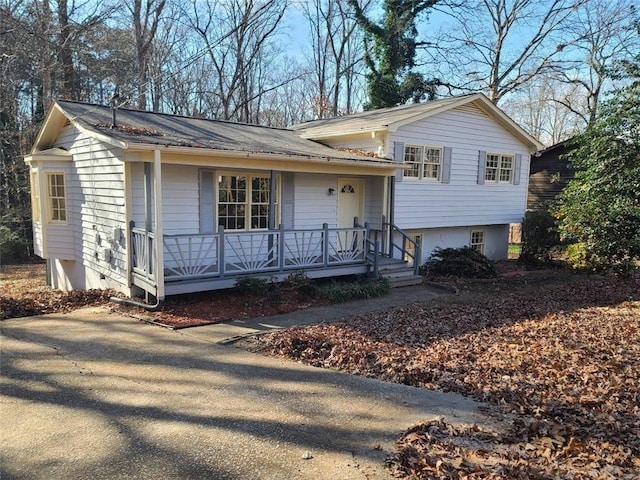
left=0, top=223, right=32, bottom=262
left=234, top=276, right=270, bottom=295
left=564, top=242, right=590, bottom=271
left=421, top=246, right=497, bottom=279
left=316, top=277, right=390, bottom=303
left=281, top=271, right=311, bottom=290
left=520, top=207, right=561, bottom=264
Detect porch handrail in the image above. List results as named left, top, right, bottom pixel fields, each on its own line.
left=384, top=221, right=422, bottom=275
left=354, top=217, right=379, bottom=278
left=131, top=224, right=155, bottom=281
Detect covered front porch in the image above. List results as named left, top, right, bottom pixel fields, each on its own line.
left=124, top=147, right=410, bottom=298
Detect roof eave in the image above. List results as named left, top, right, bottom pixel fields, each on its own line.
left=128, top=142, right=397, bottom=170
left=297, top=127, right=388, bottom=140
left=24, top=148, right=72, bottom=163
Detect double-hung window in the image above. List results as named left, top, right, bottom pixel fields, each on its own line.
left=217, top=174, right=277, bottom=230
left=485, top=154, right=514, bottom=183
left=47, top=173, right=67, bottom=223
left=404, top=145, right=442, bottom=181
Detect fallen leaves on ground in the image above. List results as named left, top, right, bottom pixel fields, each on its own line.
left=115, top=289, right=319, bottom=328
left=251, top=269, right=640, bottom=479
left=2, top=263, right=320, bottom=326
left=0, top=263, right=115, bottom=319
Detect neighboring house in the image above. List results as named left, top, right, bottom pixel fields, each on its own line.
left=26, top=94, right=541, bottom=300
left=528, top=139, right=575, bottom=209
left=293, top=93, right=542, bottom=263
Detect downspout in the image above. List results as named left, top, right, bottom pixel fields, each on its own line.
left=110, top=295, right=162, bottom=311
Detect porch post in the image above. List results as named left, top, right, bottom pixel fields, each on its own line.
left=388, top=176, right=395, bottom=258
left=268, top=170, right=277, bottom=266
left=153, top=150, right=165, bottom=300
left=323, top=223, right=329, bottom=267
left=144, top=162, right=152, bottom=232
left=268, top=170, right=277, bottom=230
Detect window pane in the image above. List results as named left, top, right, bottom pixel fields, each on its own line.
left=470, top=231, right=485, bottom=254
left=423, top=148, right=442, bottom=180
left=217, top=174, right=277, bottom=230
left=485, top=154, right=499, bottom=181
left=424, top=163, right=440, bottom=179
left=499, top=155, right=513, bottom=182
left=403, top=146, right=422, bottom=178
left=251, top=204, right=269, bottom=229
left=47, top=174, right=66, bottom=223
left=251, top=177, right=270, bottom=203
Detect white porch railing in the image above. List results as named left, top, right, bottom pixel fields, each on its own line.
left=131, top=227, right=156, bottom=282
left=131, top=223, right=367, bottom=285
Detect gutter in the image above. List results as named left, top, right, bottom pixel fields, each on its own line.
left=127, top=143, right=399, bottom=169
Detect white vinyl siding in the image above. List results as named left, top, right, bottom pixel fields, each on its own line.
left=161, top=164, right=198, bottom=234
left=414, top=225, right=509, bottom=262
left=51, top=126, right=127, bottom=289
left=391, top=104, right=531, bottom=229
left=294, top=174, right=337, bottom=229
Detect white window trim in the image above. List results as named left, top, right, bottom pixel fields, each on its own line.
left=403, top=145, right=443, bottom=181
left=216, top=171, right=280, bottom=232
left=470, top=230, right=485, bottom=255
left=46, top=172, right=68, bottom=225
left=485, top=153, right=514, bottom=184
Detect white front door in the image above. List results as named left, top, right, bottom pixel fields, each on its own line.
left=337, top=178, right=364, bottom=228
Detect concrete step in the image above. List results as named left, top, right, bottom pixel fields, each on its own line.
left=378, top=265, right=414, bottom=276
left=386, top=274, right=424, bottom=288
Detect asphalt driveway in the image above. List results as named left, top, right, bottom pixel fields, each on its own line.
left=1, top=305, right=491, bottom=480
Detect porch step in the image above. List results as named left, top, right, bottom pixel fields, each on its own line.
left=376, top=260, right=424, bottom=288
left=386, top=274, right=424, bottom=288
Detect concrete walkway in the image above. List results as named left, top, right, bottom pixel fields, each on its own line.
left=185, top=283, right=449, bottom=344
left=1, top=286, right=490, bottom=480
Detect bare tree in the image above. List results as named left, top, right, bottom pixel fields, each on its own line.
left=183, top=0, right=289, bottom=122
left=502, top=76, right=585, bottom=145
left=434, top=0, right=587, bottom=104
left=300, top=0, right=369, bottom=118
left=554, top=0, right=639, bottom=125
left=130, top=0, right=167, bottom=110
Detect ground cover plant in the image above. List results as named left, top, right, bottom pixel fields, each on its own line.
left=250, top=267, right=640, bottom=479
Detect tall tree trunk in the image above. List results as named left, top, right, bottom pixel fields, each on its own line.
left=57, top=0, right=77, bottom=100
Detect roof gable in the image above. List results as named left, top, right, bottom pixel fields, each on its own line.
left=292, top=94, right=543, bottom=152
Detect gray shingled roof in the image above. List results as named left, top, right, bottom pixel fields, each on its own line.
left=291, top=96, right=471, bottom=137
left=55, top=100, right=391, bottom=163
